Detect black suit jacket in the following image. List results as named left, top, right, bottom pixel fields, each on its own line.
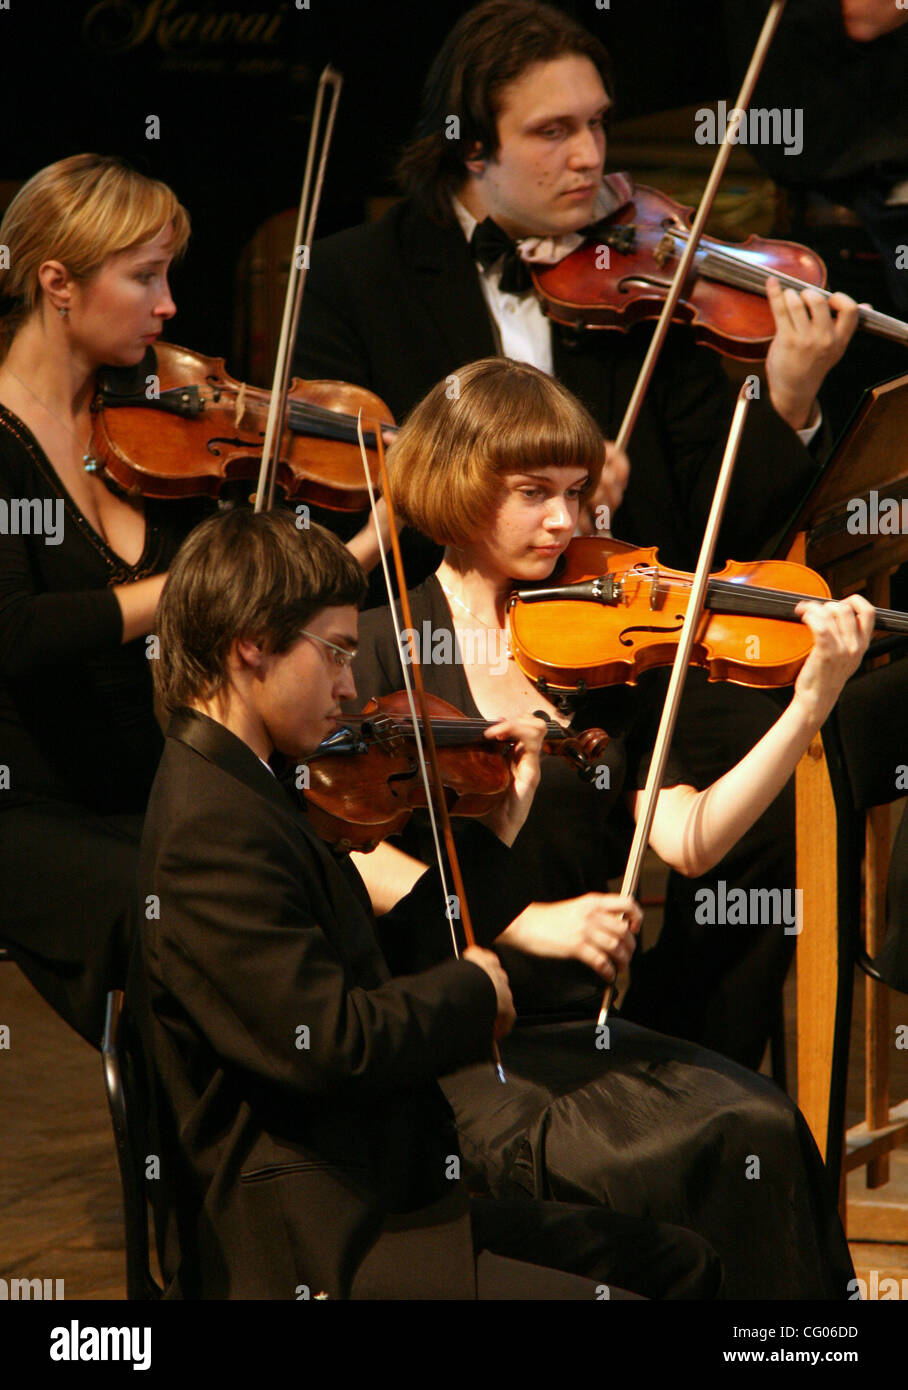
left=137, top=709, right=530, bottom=1299
left=295, top=196, right=822, bottom=577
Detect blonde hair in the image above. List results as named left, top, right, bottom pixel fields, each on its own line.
left=387, top=357, right=604, bottom=546
left=0, top=154, right=190, bottom=348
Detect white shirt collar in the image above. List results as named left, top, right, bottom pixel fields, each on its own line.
left=452, top=194, right=481, bottom=253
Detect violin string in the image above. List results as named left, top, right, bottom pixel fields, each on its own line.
left=667, top=228, right=908, bottom=342
left=288, top=401, right=373, bottom=428
left=633, top=566, right=804, bottom=602
left=286, top=399, right=396, bottom=442
left=218, top=385, right=394, bottom=442
left=668, top=225, right=829, bottom=300
left=636, top=569, right=827, bottom=615
left=700, top=246, right=905, bottom=335
left=612, top=568, right=908, bottom=631
left=340, top=714, right=565, bottom=738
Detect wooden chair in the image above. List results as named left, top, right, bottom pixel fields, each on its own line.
left=232, top=196, right=397, bottom=383
left=101, top=989, right=163, bottom=1300
left=803, top=658, right=908, bottom=1216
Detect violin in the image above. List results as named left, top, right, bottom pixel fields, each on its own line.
left=532, top=185, right=908, bottom=361
left=300, top=691, right=610, bottom=852
left=90, top=341, right=397, bottom=511
left=508, top=536, right=908, bottom=695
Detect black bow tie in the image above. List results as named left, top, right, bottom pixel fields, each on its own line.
left=469, top=218, right=534, bottom=294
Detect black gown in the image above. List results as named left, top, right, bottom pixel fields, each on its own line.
left=0, top=403, right=208, bottom=1044
left=348, top=576, right=854, bottom=1299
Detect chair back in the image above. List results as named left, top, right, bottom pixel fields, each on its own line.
left=102, top=989, right=164, bottom=1301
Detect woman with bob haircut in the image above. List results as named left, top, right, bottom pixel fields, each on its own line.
left=0, top=154, right=209, bottom=1044
left=349, top=356, right=872, bottom=1299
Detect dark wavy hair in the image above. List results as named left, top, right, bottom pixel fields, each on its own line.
left=396, top=0, right=613, bottom=224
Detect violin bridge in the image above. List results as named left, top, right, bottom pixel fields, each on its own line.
left=654, top=233, right=675, bottom=269
left=601, top=224, right=636, bottom=256
left=361, top=714, right=402, bottom=755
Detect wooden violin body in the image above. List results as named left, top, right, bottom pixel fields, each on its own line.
left=90, top=341, right=396, bottom=511
left=508, top=536, right=834, bottom=693
left=532, top=185, right=829, bottom=362
left=301, top=691, right=609, bottom=852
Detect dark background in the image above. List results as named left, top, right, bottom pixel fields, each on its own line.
left=0, top=0, right=731, bottom=358
left=1, top=0, right=904, bottom=413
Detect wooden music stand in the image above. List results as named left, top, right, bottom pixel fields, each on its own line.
left=774, top=370, right=908, bottom=1235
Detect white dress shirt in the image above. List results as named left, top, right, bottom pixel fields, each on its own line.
left=452, top=197, right=554, bottom=374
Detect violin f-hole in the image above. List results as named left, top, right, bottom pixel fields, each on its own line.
left=387, top=763, right=420, bottom=800
left=619, top=617, right=685, bottom=648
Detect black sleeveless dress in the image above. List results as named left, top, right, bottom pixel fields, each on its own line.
left=349, top=576, right=854, bottom=1299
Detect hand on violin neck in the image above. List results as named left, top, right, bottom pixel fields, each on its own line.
left=765, top=277, right=860, bottom=431
left=498, top=893, right=642, bottom=979
left=478, top=712, right=546, bottom=846
left=791, top=593, right=875, bottom=726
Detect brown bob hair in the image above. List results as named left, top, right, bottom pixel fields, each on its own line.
left=154, top=508, right=367, bottom=713
left=0, top=153, right=190, bottom=349
left=387, top=357, right=604, bottom=548
left=396, top=0, right=613, bottom=223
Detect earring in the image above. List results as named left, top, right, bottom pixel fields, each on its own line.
left=58, top=306, right=69, bottom=319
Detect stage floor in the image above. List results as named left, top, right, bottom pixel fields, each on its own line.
left=2, top=947, right=906, bottom=1301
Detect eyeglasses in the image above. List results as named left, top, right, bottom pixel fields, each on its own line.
left=300, top=629, right=357, bottom=670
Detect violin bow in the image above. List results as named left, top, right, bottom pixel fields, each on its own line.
left=600, top=384, right=753, bottom=1024
left=254, top=65, right=343, bottom=514
left=613, top=0, right=788, bottom=456
left=356, top=414, right=507, bottom=1083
